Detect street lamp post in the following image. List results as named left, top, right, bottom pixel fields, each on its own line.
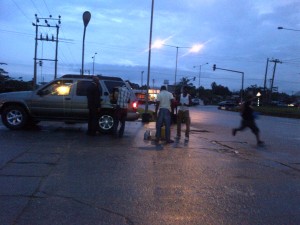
left=92, top=52, right=97, bottom=75
left=81, top=11, right=91, bottom=76
left=152, top=41, right=202, bottom=88
left=141, top=71, right=144, bottom=87
left=163, top=44, right=190, bottom=86
left=193, top=62, right=208, bottom=88
left=142, top=0, right=154, bottom=122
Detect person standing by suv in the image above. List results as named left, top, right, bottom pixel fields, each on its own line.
left=154, top=85, right=174, bottom=144
left=176, top=86, right=192, bottom=142
left=86, top=76, right=101, bottom=136
left=113, top=85, right=130, bottom=138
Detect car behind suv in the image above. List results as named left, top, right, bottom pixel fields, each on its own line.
left=0, top=74, right=139, bottom=132
left=217, top=100, right=238, bottom=110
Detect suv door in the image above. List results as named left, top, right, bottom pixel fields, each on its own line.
left=29, top=80, right=74, bottom=118
left=70, top=80, right=102, bottom=119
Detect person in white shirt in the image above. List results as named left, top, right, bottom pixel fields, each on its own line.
left=154, top=85, right=174, bottom=144
left=176, top=86, right=192, bottom=142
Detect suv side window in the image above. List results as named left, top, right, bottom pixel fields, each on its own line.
left=103, top=81, right=124, bottom=93
left=40, top=80, right=73, bottom=96
left=76, top=80, right=103, bottom=96
left=103, top=81, right=125, bottom=103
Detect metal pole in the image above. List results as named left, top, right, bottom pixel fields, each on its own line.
left=241, top=72, right=244, bottom=102
left=81, top=11, right=91, bottom=76
left=81, top=27, right=86, bottom=76
left=33, top=19, right=38, bottom=89
left=263, top=58, right=269, bottom=93
left=270, top=62, right=277, bottom=96
left=54, top=25, right=59, bottom=79
left=198, top=65, right=202, bottom=88
left=92, top=52, right=97, bottom=75
left=92, top=56, right=95, bottom=75
left=144, top=0, right=154, bottom=115
left=174, top=46, right=178, bottom=86
left=141, top=71, right=144, bottom=87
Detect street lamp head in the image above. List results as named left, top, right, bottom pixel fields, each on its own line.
left=152, top=39, right=165, bottom=49
left=83, top=11, right=91, bottom=27
left=189, top=44, right=204, bottom=53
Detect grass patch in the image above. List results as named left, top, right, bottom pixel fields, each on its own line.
left=254, top=106, right=300, bottom=119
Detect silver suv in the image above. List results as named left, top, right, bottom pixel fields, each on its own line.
left=0, top=74, right=139, bottom=132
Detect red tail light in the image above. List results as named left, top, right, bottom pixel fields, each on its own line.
left=132, top=101, right=138, bottom=109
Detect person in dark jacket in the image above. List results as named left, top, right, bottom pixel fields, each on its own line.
left=232, top=97, right=264, bottom=145
left=86, top=76, right=101, bottom=136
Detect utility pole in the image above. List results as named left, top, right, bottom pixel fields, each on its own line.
left=263, top=58, right=269, bottom=94
left=32, top=14, right=61, bottom=88
left=269, top=59, right=282, bottom=102
left=263, top=58, right=269, bottom=104
left=141, top=71, right=144, bottom=87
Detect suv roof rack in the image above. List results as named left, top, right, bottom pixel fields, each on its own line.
left=61, top=74, right=123, bottom=81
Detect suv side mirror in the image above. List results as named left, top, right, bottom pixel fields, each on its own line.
left=37, top=90, right=46, bottom=96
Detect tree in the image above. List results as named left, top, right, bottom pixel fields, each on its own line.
left=211, top=82, right=231, bottom=96
left=177, top=77, right=196, bottom=96
left=0, top=69, right=32, bottom=93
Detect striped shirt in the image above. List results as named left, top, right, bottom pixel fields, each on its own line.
left=117, top=86, right=130, bottom=108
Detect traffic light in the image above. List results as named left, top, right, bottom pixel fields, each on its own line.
left=213, top=64, right=216, bottom=71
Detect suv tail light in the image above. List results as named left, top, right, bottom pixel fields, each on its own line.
left=132, top=101, right=138, bottom=110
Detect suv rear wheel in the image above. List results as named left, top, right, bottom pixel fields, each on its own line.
left=98, top=113, right=114, bottom=133
left=2, top=105, right=29, bottom=130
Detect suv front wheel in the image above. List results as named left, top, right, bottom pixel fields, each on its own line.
left=2, top=105, right=29, bottom=130
left=98, top=113, right=114, bottom=133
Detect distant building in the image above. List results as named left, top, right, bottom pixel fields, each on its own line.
left=132, top=89, right=159, bottom=104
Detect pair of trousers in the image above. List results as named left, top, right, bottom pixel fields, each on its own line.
left=113, top=108, right=127, bottom=137
left=88, top=107, right=99, bottom=134
left=176, top=110, right=190, bottom=137
left=156, top=108, right=171, bottom=141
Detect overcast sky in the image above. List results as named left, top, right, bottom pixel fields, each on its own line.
left=1, top=0, right=300, bottom=94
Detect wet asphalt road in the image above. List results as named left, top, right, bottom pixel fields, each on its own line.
left=0, top=106, right=300, bottom=225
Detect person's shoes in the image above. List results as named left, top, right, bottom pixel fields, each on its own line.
left=232, top=129, right=236, bottom=136
left=166, top=139, right=174, bottom=144
left=184, top=136, right=189, bottom=142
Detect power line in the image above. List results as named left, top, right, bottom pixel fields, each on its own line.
left=42, top=0, right=51, bottom=15
left=30, top=0, right=43, bottom=16
left=11, top=0, right=31, bottom=22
